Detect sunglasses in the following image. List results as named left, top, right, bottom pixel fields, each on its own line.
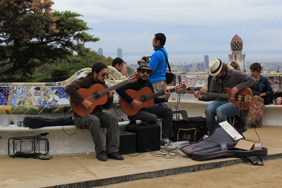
left=140, top=69, right=152, bottom=74
left=101, top=72, right=108, bottom=77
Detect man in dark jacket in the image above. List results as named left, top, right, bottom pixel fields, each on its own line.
left=66, top=62, right=124, bottom=161
left=116, top=62, right=174, bottom=145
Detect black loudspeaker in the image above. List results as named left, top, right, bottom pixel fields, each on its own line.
left=119, top=131, right=136, bottom=155
left=127, top=123, right=160, bottom=152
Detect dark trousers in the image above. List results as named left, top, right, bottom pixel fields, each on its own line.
left=75, top=111, right=120, bottom=155
left=262, top=93, right=273, bottom=105
left=128, top=105, right=174, bottom=139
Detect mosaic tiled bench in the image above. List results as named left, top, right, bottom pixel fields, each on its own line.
left=0, top=68, right=280, bottom=154
left=0, top=66, right=134, bottom=155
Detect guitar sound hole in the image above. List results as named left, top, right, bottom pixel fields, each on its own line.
left=93, top=93, right=100, bottom=100
left=140, top=95, right=147, bottom=102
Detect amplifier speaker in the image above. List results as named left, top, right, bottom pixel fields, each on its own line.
left=127, top=124, right=160, bottom=152
left=119, top=131, right=136, bottom=155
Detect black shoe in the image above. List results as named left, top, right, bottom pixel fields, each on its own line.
left=107, top=152, right=124, bottom=161
left=0, top=134, right=2, bottom=140
left=96, top=151, right=107, bottom=161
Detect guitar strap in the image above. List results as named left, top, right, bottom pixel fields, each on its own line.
left=155, top=46, right=172, bottom=73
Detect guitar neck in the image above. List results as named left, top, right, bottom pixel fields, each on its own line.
left=186, top=90, right=231, bottom=99
left=142, top=88, right=176, bottom=101
left=98, top=79, right=130, bottom=97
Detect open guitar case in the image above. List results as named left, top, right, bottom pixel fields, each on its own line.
left=180, top=127, right=268, bottom=165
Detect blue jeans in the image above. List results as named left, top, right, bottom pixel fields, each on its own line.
left=205, top=101, right=240, bottom=134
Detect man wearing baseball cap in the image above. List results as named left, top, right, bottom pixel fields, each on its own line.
left=194, top=58, right=255, bottom=135
left=116, top=62, right=174, bottom=145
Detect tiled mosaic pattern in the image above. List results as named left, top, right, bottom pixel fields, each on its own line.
left=0, top=66, right=136, bottom=115
left=1, top=65, right=281, bottom=115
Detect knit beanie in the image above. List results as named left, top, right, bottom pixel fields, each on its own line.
left=92, top=62, right=108, bottom=74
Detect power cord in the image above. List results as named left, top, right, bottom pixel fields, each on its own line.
left=62, top=107, right=77, bottom=136
left=126, top=146, right=187, bottom=159
left=253, top=127, right=261, bottom=142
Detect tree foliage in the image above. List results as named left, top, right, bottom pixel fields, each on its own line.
left=32, top=49, right=113, bottom=82
left=0, top=0, right=100, bottom=82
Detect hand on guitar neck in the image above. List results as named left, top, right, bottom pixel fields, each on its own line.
left=194, top=86, right=239, bottom=99
left=164, top=90, right=171, bottom=101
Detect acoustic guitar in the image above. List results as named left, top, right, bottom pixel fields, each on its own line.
left=186, top=87, right=252, bottom=110
left=71, top=74, right=140, bottom=116
left=120, top=84, right=186, bottom=116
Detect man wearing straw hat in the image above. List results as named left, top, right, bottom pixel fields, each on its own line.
left=194, top=58, right=255, bottom=135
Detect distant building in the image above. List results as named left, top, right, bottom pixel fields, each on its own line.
left=117, top=48, right=122, bottom=59
left=192, top=62, right=206, bottom=72
left=184, top=64, right=192, bottom=73
left=204, top=55, right=209, bottom=68
left=228, top=34, right=246, bottom=72
left=98, top=48, right=103, bottom=56
left=171, top=64, right=178, bottom=72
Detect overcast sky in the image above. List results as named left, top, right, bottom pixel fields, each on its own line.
left=52, top=0, right=282, bottom=65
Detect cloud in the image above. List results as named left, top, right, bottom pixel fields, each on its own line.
left=52, top=0, right=282, bottom=25
left=52, top=0, right=282, bottom=63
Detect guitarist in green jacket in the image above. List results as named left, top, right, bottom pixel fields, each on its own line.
left=66, top=62, right=124, bottom=162
left=194, top=58, right=255, bottom=135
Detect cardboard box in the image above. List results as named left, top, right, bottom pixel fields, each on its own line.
left=235, top=139, right=262, bottom=150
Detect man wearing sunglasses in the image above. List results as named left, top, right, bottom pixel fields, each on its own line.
left=116, top=62, right=174, bottom=145
left=66, top=62, right=124, bottom=161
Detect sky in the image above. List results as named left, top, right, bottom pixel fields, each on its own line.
left=52, top=0, right=282, bottom=65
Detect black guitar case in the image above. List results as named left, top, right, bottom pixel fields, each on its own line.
left=181, top=127, right=240, bottom=155
left=191, top=146, right=268, bottom=161
left=180, top=127, right=268, bottom=165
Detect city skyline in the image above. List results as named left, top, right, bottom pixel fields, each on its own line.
left=97, top=48, right=281, bottom=65
left=52, top=0, right=282, bottom=65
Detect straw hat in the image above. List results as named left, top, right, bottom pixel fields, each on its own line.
left=209, top=58, right=223, bottom=76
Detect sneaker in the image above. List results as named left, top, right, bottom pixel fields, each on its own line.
left=203, top=135, right=209, bottom=140
left=199, top=132, right=209, bottom=141
left=160, top=139, right=173, bottom=146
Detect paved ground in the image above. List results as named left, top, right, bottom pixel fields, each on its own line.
left=104, top=158, right=282, bottom=188
left=0, top=126, right=281, bottom=188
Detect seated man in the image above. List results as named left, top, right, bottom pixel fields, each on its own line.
left=66, top=62, right=124, bottom=161
left=112, top=57, right=124, bottom=73
left=116, top=62, right=174, bottom=145
left=250, top=62, right=273, bottom=105
left=194, top=58, right=255, bottom=134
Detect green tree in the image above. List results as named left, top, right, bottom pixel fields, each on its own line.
left=32, top=49, right=113, bottom=82
left=0, top=0, right=99, bottom=82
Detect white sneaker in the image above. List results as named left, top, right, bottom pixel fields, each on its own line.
left=203, top=135, right=209, bottom=139
left=166, top=141, right=189, bottom=149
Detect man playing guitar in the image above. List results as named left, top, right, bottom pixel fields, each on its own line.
left=116, top=62, right=174, bottom=145
left=194, top=58, right=255, bottom=135
left=66, top=62, right=124, bottom=161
